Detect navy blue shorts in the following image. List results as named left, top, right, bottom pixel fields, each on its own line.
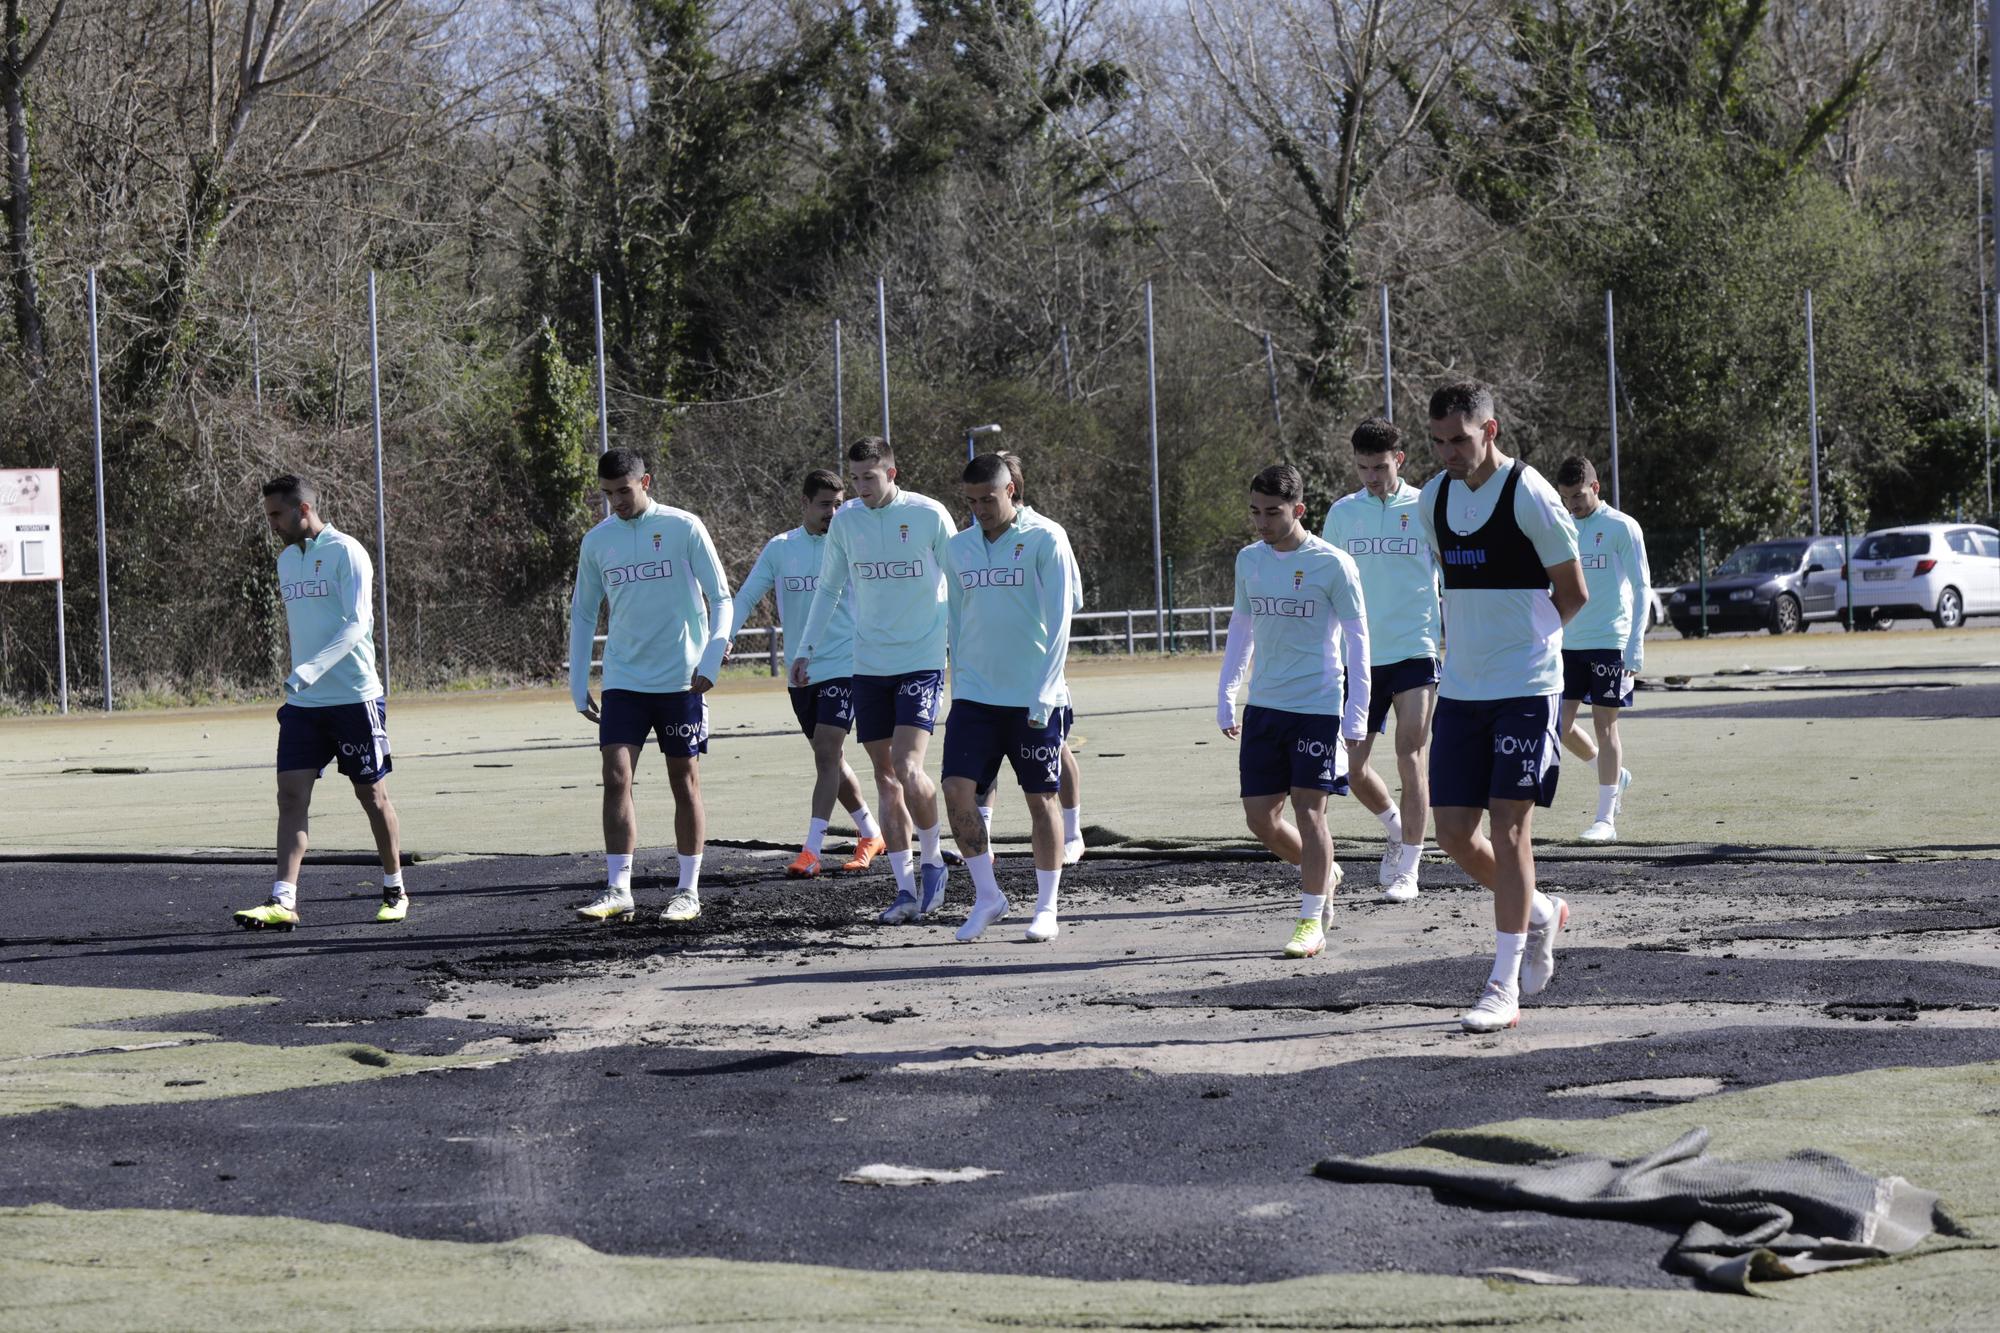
left=1562, top=650, right=1634, bottom=708
left=1238, top=704, right=1351, bottom=799
left=600, top=688, right=709, bottom=757
left=276, top=698, right=392, bottom=784
left=852, top=670, right=944, bottom=745
left=1364, top=655, right=1441, bottom=735
left=973, top=706, right=1070, bottom=796
left=1429, top=694, right=1560, bottom=810
left=943, top=699, right=1065, bottom=794
left=789, top=678, right=855, bottom=737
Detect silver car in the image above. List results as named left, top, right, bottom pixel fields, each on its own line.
left=1847, top=524, right=2000, bottom=629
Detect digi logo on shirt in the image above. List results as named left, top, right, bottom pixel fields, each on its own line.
left=1580, top=554, right=1610, bottom=570
left=605, top=561, right=674, bottom=586
left=1250, top=596, right=1316, bottom=618
left=782, top=575, right=818, bottom=592
left=1344, top=537, right=1424, bottom=557
left=281, top=580, right=332, bottom=601
left=855, top=559, right=925, bottom=580
left=958, top=568, right=1026, bottom=589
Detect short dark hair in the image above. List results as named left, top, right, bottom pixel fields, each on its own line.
left=1554, top=456, right=1597, bottom=488
left=846, top=436, right=893, bottom=467
left=802, top=468, right=843, bottom=499
left=262, top=474, right=317, bottom=507
left=963, top=452, right=1012, bottom=490
left=1428, top=379, right=1496, bottom=424
left=1249, top=463, right=1305, bottom=503
left=1350, top=417, right=1401, bottom=455
left=599, top=447, right=647, bottom=480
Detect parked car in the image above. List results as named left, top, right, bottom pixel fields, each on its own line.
left=1846, top=524, right=2000, bottom=629
left=1645, top=586, right=1668, bottom=629
left=1665, top=536, right=1850, bottom=636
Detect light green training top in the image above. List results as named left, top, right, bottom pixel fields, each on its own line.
left=798, top=489, right=955, bottom=677
left=1320, top=481, right=1441, bottom=665
left=945, top=505, right=1078, bottom=727
left=568, top=501, right=731, bottom=709
left=277, top=524, right=383, bottom=707
left=728, top=526, right=855, bottom=683
left=1567, top=502, right=1651, bottom=668
left=1231, top=534, right=1367, bottom=717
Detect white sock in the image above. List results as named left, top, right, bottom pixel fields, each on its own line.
left=967, top=852, right=1003, bottom=903
left=851, top=805, right=880, bottom=840
left=271, top=880, right=296, bottom=909
left=606, top=854, right=633, bottom=892
left=676, top=853, right=701, bottom=897
left=918, top=822, right=944, bottom=868
left=804, top=818, right=829, bottom=856
left=1035, top=867, right=1061, bottom=914
left=1490, top=931, right=1527, bottom=988
left=1062, top=805, right=1082, bottom=841
left=1596, top=784, right=1620, bottom=823
left=381, top=870, right=404, bottom=891
left=1397, top=840, right=1424, bottom=875
left=1376, top=807, right=1404, bottom=843
left=1299, top=893, right=1326, bottom=921
left=1528, top=890, right=1556, bottom=928
left=977, top=806, right=993, bottom=837
left=887, top=849, right=915, bottom=898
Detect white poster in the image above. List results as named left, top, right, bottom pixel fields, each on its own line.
left=0, top=468, right=62, bottom=582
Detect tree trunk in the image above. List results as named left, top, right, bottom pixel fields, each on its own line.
left=1, top=73, right=44, bottom=375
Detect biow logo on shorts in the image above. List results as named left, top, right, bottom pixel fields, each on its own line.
left=604, top=560, right=674, bottom=586
left=856, top=559, right=925, bottom=580
left=1250, top=596, right=1316, bottom=618
left=959, top=567, right=1026, bottom=589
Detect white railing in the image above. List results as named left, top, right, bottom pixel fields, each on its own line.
left=590, top=606, right=1233, bottom=673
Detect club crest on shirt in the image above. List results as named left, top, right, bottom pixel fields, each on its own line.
left=313, top=559, right=322, bottom=574
left=652, top=533, right=663, bottom=551
left=1292, top=569, right=1304, bottom=590
left=899, top=523, right=909, bottom=544
left=1594, top=530, right=1603, bottom=546
left=1013, top=542, right=1025, bottom=562
left=1399, top=513, right=1409, bottom=530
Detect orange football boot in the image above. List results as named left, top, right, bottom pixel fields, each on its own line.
left=839, top=836, right=887, bottom=873
left=786, top=849, right=822, bottom=879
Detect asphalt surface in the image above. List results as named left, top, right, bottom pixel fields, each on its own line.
left=1639, top=681, right=2000, bottom=721
left=4, top=846, right=1999, bottom=1291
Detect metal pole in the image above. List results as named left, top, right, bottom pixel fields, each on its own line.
left=875, top=275, right=891, bottom=444
left=249, top=307, right=262, bottom=408
left=1843, top=521, right=1854, bottom=632
left=964, top=422, right=1001, bottom=463
left=1144, top=281, right=1165, bottom=650
left=1059, top=324, right=1075, bottom=403
left=592, top=273, right=610, bottom=456
left=833, top=317, right=845, bottom=469
left=1698, top=528, right=1709, bottom=638
left=1993, top=288, right=1999, bottom=516
left=54, top=580, right=68, bottom=714
left=1164, top=554, right=1176, bottom=653
left=1990, top=1, right=2000, bottom=324
left=1805, top=289, right=1821, bottom=536
left=1979, top=157, right=1992, bottom=519
left=1605, top=290, right=1621, bottom=509
left=87, top=269, right=112, bottom=710
left=1378, top=283, right=1393, bottom=419
left=367, top=270, right=390, bottom=692
left=1262, top=332, right=1283, bottom=432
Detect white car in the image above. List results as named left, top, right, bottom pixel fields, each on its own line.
left=1846, top=523, right=2000, bottom=629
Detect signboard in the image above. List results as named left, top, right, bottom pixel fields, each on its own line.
left=0, top=468, right=62, bottom=582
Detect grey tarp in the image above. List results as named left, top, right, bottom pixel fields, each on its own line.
left=1314, top=1126, right=1943, bottom=1292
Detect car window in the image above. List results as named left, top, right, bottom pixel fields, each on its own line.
left=1713, top=544, right=1809, bottom=577
left=1809, top=540, right=1841, bottom=569
left=1976, top=531, right=2000, bottom=560
left=1946, top=529, right=1978, bottom=557
left=1856, top=532, right=1931, bottom=560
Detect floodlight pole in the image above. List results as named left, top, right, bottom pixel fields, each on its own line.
left=833, top=317, right=845, bottom=471
left=593, top=273, right=611, bottom=518
left=965, top=422, right=1002, bottom=462
left=54, top=577, right=68, bottom=714
left=1263, top=332, right=1283, bottom=432
left=87, top=269, right=112, bottom=710
left=1379, top=283, right=1394, bottom=419
left=876, top=275, right=891, bottom=444
left=1144, top=281, right=1165, bottom=651
left=1605, top=290, right=1622, bottom=509
left=367, top=270, right=390, bottom=691
left=1805, top=288, right=1822, bottom=536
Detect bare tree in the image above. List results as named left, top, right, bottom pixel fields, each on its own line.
left=0, top=0, right=63, bottom=377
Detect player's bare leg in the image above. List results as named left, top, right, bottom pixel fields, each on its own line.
left=1282, top=788, right=1338, bottom=958
left=351, top=776, right=409, bottom=922
left=578, top=744, right=643, bottom=921
left=1434, top=801, right=1566, bottom=1028
left=1580, top=706, right=1632, bottom=843
left=1558, top=698, right=1598, bottom=762
left=1058, top=743, right=1085, bottom=864
left=659, top=754, right=705, bottom=922
left=239, top=769, right=318, bottom=930
left=1242, top=793, right=1304, bottom=866
left=1379, top=686, right=1434, bottom=900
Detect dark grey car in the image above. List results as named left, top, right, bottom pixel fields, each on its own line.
left=1664, top=536, right=1850, bottom=636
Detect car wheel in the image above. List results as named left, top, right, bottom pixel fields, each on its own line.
left=1768, top=593, right=1801, bottom=636
left=1676, top=625, right=1706, bottom=639
left=1932, top=587, right=1964, bottom=629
